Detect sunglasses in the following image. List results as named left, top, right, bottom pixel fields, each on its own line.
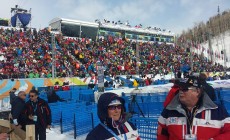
left=30, top=95, right=35, bottom=98
left=108, top=105, right=122, bottom=110
left=179, top=87, right=196, bottom=92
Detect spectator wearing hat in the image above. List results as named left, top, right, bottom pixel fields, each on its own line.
left=86, top=92, right=140, bottom=140
left=157, top=76, right=230, bottom=140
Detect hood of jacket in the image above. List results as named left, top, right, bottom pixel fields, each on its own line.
left=97, top=92, right=126, bottom=123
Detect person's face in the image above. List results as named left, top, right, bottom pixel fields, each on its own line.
left=179, top=86, right=200, bottom=106
left=29, top=92, right=38, bottom=102
left=18, top=92, right=26, bottom=101
left=107, top=105, right=122, bottom=121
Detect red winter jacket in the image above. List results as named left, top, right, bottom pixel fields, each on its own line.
left=158, top=93, right=230, bottom=140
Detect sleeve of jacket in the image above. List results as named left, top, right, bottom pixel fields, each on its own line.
left=44, top=102, right=52, bottom=125
left=86, top=133, right=95, bottom=140
left=11, top=98, right=23, bottom=119
left=10, top=92, right=16, bottom=104
left=157, top=110, right=169, bottom=140
left=212, top=104, right=230, bottom=140
left=20, top=103, right=31, bottom=124
left=86, top=130, right=99, bottom=140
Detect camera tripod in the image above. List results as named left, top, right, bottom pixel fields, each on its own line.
left=129, top=95, right=145, bottom=118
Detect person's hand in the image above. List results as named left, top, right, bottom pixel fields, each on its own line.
left=28, top=115, right=33, bottom=120
left=0, top=133, right=8, bottom=140
left=16, top=125, right=22, bottom=129
left=13, top=119, right=18, bottom=125
left=47, top=125, right=51, bottom=130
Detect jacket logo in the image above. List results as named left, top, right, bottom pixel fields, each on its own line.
left=169, top=117, right=178, bottom=124
left=205, top=121, right=215, bottom=126
left=131, top=134, right=138, bottom=138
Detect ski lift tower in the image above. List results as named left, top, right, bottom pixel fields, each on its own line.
left=10, top=5, right=31, bottom=28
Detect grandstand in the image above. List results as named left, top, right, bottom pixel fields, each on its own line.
left=49, top=18, right=175, bottom=43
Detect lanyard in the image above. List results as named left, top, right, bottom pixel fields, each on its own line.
left=31, top=102, right=38, bottom=114
left=185, top=108, right=198, bottom=134
left=100, top=123, right=127, bottom=140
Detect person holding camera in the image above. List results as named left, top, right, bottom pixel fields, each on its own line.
left=23, top=89, right=51, bottom=140
left=157, top=76, right=230, bottom=140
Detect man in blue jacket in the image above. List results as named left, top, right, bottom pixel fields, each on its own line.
left=10, top=90, right=27, bottom=130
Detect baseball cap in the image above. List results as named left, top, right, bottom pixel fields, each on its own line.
left=178, top=76, right=201, bottom=89
left=108, top=99, right=122, bottom=106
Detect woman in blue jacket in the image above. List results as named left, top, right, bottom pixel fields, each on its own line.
left=86, top=92, right=140, bottom=140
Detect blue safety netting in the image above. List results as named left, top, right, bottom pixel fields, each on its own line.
left=130, top=117, right=158, bottom=140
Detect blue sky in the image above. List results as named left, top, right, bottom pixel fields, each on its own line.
left=0, top=0, right=230, bottom=34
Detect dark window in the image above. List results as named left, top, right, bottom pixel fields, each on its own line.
left=125, top=34, right=131, bottom=39
left=144, top=36, right=149, bottom=41
left=0, top=19, right=9, bottom=26
left=61, top=23, right=98, bottom=40
left=156, top=37, right=160, bottom=42
left=99, top=31, right=105, bottom=36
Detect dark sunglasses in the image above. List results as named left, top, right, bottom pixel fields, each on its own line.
left=108, top=105, right=122, bottom=110
left=179, top=87, right=196, bottom=92
left=30, top=95, right=35, bottom=98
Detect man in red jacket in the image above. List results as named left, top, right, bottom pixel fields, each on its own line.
left=23, top=90, right=51, bottom=140
left=158, top=76, right=230, bottom=140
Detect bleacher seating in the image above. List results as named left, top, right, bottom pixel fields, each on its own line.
left=79, top=89, right=95, bottom=102
left=56, top=91, right=72, bottom=101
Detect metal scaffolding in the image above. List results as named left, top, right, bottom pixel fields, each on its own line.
left=51, top=34, right=56, bottom=79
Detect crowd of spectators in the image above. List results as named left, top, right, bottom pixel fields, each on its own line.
left=0, top=27, right=229, bottom=80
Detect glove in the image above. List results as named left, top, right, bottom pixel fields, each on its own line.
left=13, top=119, right=18, bottom=125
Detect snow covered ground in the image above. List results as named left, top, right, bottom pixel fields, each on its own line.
left=46, top=129, right=87, bottom=140
left=196, top=30, right=230, bottom=67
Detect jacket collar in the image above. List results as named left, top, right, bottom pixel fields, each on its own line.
left=166, top=92, right=218, bottom=115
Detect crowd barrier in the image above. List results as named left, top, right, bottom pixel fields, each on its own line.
left=130, top=117, right=158, bottom=140
left=36, top=88, right=95, bottom=103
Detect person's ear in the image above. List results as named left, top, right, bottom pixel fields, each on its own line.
left=196, top=88, right=201, bottom=97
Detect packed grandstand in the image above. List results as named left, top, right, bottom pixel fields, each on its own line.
left=0, top=25, right=229, bottom=80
